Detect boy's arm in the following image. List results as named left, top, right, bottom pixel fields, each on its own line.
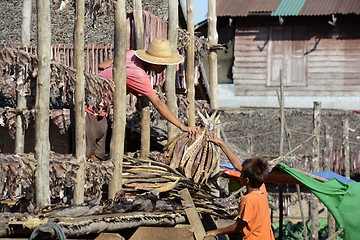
left=206, top=219, right=245, bottom=237
left=209, top=137, right=242, bottom=172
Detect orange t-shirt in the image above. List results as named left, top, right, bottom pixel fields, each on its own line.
left=238, top=184, right=275, bottom=240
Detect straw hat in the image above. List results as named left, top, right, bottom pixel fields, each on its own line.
left=135, top=38, right=184, bottom=66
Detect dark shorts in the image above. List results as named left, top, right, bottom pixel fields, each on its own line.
left=86, top=113, right=108, bottom=160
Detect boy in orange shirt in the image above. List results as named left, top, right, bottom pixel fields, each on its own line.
left=206, top=137, right=275, bottom=240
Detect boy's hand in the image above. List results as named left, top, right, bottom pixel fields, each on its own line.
left=205, top=230, right=218, bottom=237
left=207, top=136, right=223, bottom=146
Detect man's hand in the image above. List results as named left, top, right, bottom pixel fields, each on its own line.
left=180, top=125, right=200, bottom=139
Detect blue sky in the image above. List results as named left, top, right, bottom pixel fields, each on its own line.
left=183, top=0, right=208, bottom=24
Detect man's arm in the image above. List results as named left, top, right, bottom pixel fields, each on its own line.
left=147, top=94, right=199, bottom=137
left=208, top=137, right=243, bottom=172
left=98, top=59, right=114, bottom=70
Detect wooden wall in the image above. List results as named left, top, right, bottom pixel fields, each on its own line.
left=233, top=17, right=360, bottom=97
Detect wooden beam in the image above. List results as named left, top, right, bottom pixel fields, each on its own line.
left=165, top=0, right=179, bottom=140
left=109, top=0, right=127, bottom=199
left=208, top=0, right=218, bottom=109
left=35, top=0, right=51, bottom=208
left=186, top=0, right=195, bottom=127
left=73, top=0, right=86, bottom=205
left=179, top=188, right=206, bottom=240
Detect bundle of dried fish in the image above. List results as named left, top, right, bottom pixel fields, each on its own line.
left=163, top=111, right=221, bottom=184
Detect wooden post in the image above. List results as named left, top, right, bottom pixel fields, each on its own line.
left=276, top=84, right=307, bottom=240
left=73, top=0, right=86, bottom=204
left=16, top=0, right=32, bottom=153
left=325, top=124, right=336, bottom=237
left=165, top=0, right=179, bottom=140
left=279, top=70, right=284, bottom=240
left=186, top=0, right=195, bottom=127
left=35, top=0, right=51, bottom=208
left=21, top=0, right=32, bottom=45
left=133, top=0, right=149, bottom=160
left=208, top=0, right=218, bottom=109
left=109, top=0, right=127, bottom=199
left=342, top=118, right=350, bottom=179
left=310, top=101, right=321, bottom=240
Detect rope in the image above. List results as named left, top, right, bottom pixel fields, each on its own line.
left=29, top=222, right=66, bottom=240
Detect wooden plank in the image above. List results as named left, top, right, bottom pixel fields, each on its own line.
left=308, top=55, right=360, bottom=61
left=95, top=233, right=125, bottom=240
left=307, top=61, right=360, bottom=67
left=233, top=56, right=267, bottom=62
left=308, top=68, right=360, bottom=73
left=179, top=188, right=206, bottom=240
left=308, top=72, right=360, bottom=80
left=233, top=72, right=267, bottom=80
left=234, top=79, right=266, bottom=85
left=233, top=62, right=267, bottom=68
left=129, top=227, right=193, bottom=240
left=232, top=67, right=267, bottom=74
left=234, top=51, right=268, bottom=57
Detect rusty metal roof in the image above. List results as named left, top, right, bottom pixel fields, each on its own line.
left=217, top=0, right=360, bottom=17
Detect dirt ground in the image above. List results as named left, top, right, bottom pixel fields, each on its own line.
left=219, top=107, right=360, bottom=162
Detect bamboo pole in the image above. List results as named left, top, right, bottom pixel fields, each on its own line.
left=208, top=0, right=218, bottom=109
left=276, top=84, right=307, bottom=240
left=133, top=0, right=149, bottom=160
left=279, top=70, right=284, bottom=240
left=342, top=118, right=350, bottom=179
left=108, top=0, right=127, bottom=199
left=16, top=0, right=32, bottom=153
left=310, top=101, right=321, bottom=240
left=165, top=0, right=179, bottom=140
left=35, top=0, right=51, bottom=208
left=186, top=0, right=195, bottom=126
left=325, top=124, right=336, bottom=237
left=73, top=0, right=86, bottom=205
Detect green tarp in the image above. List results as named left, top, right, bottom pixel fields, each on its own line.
left=277, top=163, right=360, bottom=240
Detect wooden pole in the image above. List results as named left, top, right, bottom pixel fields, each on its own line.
left=279, top=70, right=284, bottom=240
left=186, top=0, right=195, bottom=127
left=73, top=0, right=86, bottom=204
left=108, top=0, right=127, bottom=199
left=21, top=0, right=32, bottom=45
left=133, top=0, right=149, bottom=160
left=35, top=0, right=51, bottom=208
left=325, top=124, right=336, bottom=238
left=310, top=101, right=321, bottom=240
left=17, top=0, right=33, bottom=153
left=16, top=0, right=32, bottom=153
left=208, top=0, right=218, bottom=109
left=342, top=118, right=350, bottom=179
left=165, top=0, right=179, bottom=140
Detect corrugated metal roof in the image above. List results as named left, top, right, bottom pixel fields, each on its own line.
left=217, top=0, right=360, bottom=17
left=217, top=0, right=281, bottom=17
left=271, top=0, right=306, bottom=16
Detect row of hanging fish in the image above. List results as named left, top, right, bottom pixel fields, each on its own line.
left=163, top=111, right=221, bottom=184
left=0, top=151, right=239, bottom=218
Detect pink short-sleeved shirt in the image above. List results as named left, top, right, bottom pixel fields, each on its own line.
left=87, top=50, right=156, bottom=117
left=97, top=50, right=155, bottom=96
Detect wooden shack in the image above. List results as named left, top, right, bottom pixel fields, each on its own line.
left=197, top=0, right=360, bottom=110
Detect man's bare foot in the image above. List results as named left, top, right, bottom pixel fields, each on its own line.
left=90, top=155, right=101, bottom=162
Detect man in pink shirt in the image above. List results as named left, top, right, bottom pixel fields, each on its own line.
left=86, top=38, right=199, bottom=162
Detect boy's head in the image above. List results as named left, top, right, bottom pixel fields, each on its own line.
left=240, top=156, right=269, bottom=188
